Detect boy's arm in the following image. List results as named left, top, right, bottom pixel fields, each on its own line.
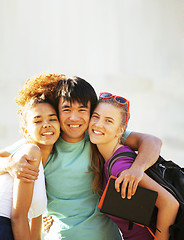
left=116, top=131, right=162, bottom=199
left=0, top=150, right=12, bottom=174
left=124, top=131, right=162, bottom=168
left=0, top=149, right=39, bottom=182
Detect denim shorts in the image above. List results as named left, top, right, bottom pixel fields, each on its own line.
left=0, top=216, right=14, bottom=240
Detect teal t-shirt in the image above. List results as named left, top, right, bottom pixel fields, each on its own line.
left=44, top=133, right=121, bottom=240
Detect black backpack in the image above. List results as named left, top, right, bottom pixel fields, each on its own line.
left=108, top=152, right=184, bottom=240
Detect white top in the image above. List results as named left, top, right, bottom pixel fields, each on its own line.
left=0, top=162, right=47, bottom=219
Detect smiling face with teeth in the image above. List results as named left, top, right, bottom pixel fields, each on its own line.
left=23, top=103, right=60, bottom=147
left=58, top=99, right=91, bottom=143
left=88, top=102, right=124, bottom=148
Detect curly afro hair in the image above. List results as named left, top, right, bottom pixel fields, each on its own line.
left=16, top=73, right=65, bottom=138
left=16, top=72, right=65, bottom=107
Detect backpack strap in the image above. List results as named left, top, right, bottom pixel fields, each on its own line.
left=108, top=151, right=137, bottom=177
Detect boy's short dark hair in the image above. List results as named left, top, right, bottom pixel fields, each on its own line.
left=55, top=76, right=98, bottom=116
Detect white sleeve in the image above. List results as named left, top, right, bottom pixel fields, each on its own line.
left=28, top=162, right=47, bottom=219
left=4, top=139, right=26, bottom=154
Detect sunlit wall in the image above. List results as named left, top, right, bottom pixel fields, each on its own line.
left=0, top=0, right=183, bottom=165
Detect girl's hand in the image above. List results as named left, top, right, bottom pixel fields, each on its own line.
left=115, top=166, right=144, bottom=199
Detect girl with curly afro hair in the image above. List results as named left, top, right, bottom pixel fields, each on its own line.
left=0, top=73, right=63, bottom=240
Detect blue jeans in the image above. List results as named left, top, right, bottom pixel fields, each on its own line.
left=0, top=216, right=14, bottom=240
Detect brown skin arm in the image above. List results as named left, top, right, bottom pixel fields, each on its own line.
left=30, top=215, right=42, bottom=240
left=11, top=144, right=42, bottom=240
left=116, top=132, right=162, bottom=199
left=0, top=149, right=39, bottom=182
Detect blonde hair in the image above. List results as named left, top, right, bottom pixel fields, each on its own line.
left=90, top=97, right=130, bottom=194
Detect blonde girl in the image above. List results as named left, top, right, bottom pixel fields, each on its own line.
left=89, top=92, right=179, bottom=240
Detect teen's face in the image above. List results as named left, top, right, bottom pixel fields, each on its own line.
left=88, top=102, right=123, bottom=145
left=58, top=99, right=91, bottom=143
left=25, top=103, right=60, bottom=147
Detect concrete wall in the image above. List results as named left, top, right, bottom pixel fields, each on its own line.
left=0, top=0, right=184, bottom=166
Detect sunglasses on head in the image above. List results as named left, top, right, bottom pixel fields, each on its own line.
left=99, top=92, right=130, bottom=126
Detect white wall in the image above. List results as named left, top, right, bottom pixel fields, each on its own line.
left=0, top=0, right=184, bottom=165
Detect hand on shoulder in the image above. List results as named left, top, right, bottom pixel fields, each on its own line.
left=8, top=144, right=40, bottom=182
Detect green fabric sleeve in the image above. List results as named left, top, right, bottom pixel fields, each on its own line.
left=120, top=130, right=132, bottom=144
